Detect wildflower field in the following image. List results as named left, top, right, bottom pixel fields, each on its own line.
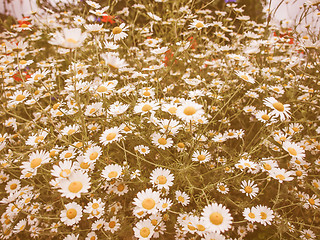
left=0, top=0, right=320, bottom=239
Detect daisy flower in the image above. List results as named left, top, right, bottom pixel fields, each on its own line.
left=188, top=20, right=208, bottom=30
left=108, top=101, right=130, bottom=115
left=13, top=219, right=27, bottom=233
left=92, top=218, right=105, bottom=231
left=133, top=219, right=155, bottom=240
left=85, top=232, right=97, bottom=240
left=112, top=182, right=129, bottom=196
left=282, top=141, right=305, bottom=160
left=176, top=100, right=205, bottom=122
left=21, top=150, right=50, bottom=173
left=102, top=52, right=128, bottom=70
left=5, top=179, right=21, bottom=194
left=216, top=183, right=229, bottom=194
left=202, top=232, right=226, bottom=240
left=201, top=203, right=233, bottom=233
left=60, top=148, right=76, bottom=160
left=51, top=160, right=75, bottom=179
left=49, top=28, right=88, bottom=49
left=60, top=202, right=82, bottom=226
left=240, top=180, right=259, bottom=199
left=269, top=168, right=294, bottom=183
left=110, top=23, right=129, bottom=41
left=99, top=127, right=122, bottom=145
left=175, top=190, right=190, bottom=206
left=101, top=164, right=123, bottom=181
left=300, top=229, right=316, bottom=240
left=61, top=124, right=80, bottom=136
left=9, top=90, right=29, bottom=104
left=151, top=132, right=173, bottom=150
left=134, top=145, right=150, bottom=155
left=158, top=198, right=172, bottom=212
left=255, top=205, right=274, bottom=226
left=134, top=100, right=160, bottom=114
left=84, top=198, right=105, bottom=219
left=86, top=0, right=100, bottom=8
left=192, top=150, right=212, bottom=163
left=133, top=188, right=161, bottom=214
left=147, top=12, right=162, bottom=21
left=84, top=145, right=102, bottom=162
left=89, top=6, right=109, bottom=17
left=255, top=110, right=275, bottom=124
left=58, top=171, right=91, bottom=199
left=235, top=71, right=255, bottom=84
left=304, top=194, right=320, bottom=209
left=243, top=206, right=261, bottom=223
left=150, top=167, right=174, bottom=190
left=104, top=216, right=120, bottom=233
left=263, top=97, right=291, bottom=121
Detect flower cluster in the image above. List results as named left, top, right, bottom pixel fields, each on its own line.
left=0, top=0, right=320, bottom=239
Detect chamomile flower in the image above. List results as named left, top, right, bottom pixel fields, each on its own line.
left=282, top=141, right=305, bottom=160
left=99, top=127, right=122, bottom=145
left=202, top=232, right=226, bottom=240
left=134, top=100, right=160, bottom=114
left=5, top=179, right=21, bottom=194
left=61, top=124, right=80, bottom=136
left=240, top=180, right=259, bottom=199
left=51, top=160, right=75, bottom=179
left=255, top=205, right=274, bottom=226
left=175, top=190, right=190, bottom=206
left=13, top=219, right=27, bottom=233
left=133, top=188, right=161, bottom=214
left=9, top=90, right=29, bottom=104
left=151, top=133, right=173, bottom=150
left=104, top=216, right=120, bottom=233
left=263, top=97, right=291, bottom=121
left=150, top=167, right=174, bottom=190
left=235, top=71, right=255, bottom=84
left=49, top=28, right=88, bottom=49
left=102, top=52, right=128, bottom=70
left=176, top=100, right=205, bottom=122
left=201, top=203, right=233, bottom=233
left=216, top=183, right=229, bottom=194
left=189, top=20, right=208, bottom=30
left=243, top=206, right=261, bottom=223
left=84, top=198, right=105, bottom=219
left=84, top=145, right=101, bottom=162
left=21, top=150, right=50, bottom=173
left=101, top=164, right=123, bottom=181
left=110, top=23, right=129, bottom=41
left=134, top=145, right=150, bottom=155
left=192, top=150, right=212, bottom=163
left=60, top=202, right=82, bottom=226
left=133, top=219, right=155, bottom=240
left=158, top=198, right=172, bottom=212
left=58, top=171, right=91, bottom=199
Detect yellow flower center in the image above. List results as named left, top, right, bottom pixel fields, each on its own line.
left=140, top=227, right=150, bottom=238
left=68, top=181, right=83, bottom=193
left=197, top=154, right=206, bottom=161
left=296, top=170, right=302, bottom=176
left=309, top=198, right=315, bottom=205
left=276, top=174, right=285, bottom=180
left=142, top=198, right=156, bottom=210
left=151, top=219, right=158, bottom=226
left=143, top=91, right=151, bottom=96
left=195, top=22, right=204, bottom=28
left=177, top=142, right=185, bottom=148
left=34, top=135, right=44, bottom=143
left=30, top=158, right=42, bottom=168
left=109, top=221, right=116, bottom=228
left=158, top=138, right=167, bottom=145
left=156, top=175, right=167, bottom=184
left=168, top=107, right=177, bottom=114
left=197, top=224, right=205, bottom=231
left=108, top=171, right=118, bottom=179
left=241, top=75, right=249, bottom=81
left=89, top=108, right=96, bottom=114
left=34, top=74, right=44, bottom=81
left=244, top=186, right=253, bottom=193
left=97, top=86, right=108, bottom=92
left=60, top=169, right=71, bottom=178
left=248, top=212, right=255, bottom=218
left=272, top=102, right=284, bottom=112
left=117, top=184, right=125, bottom=191
left=16, top=94, right=26, bottom=101
left=178, top=196, right=185, bottom=202
left=66, top=38, right=78, bottom=44
left=92, top=203, right=99, bottom=209
left=89, top=152, right=98, bottom=160
left=260, top=212, right=267, bottom=219
left=263, top=163, right=272, bottom=170
left=19, top=60, right=27, bottom=64
left=66, top=208, right=77, bottom=219
left=64, top=152, right=72, bottom=158
left=142, top=104, right=152, bottom=112
left=106, top=132, right=116, bottom=141
left=112, top=27, right=122, bottom=35
left=67, top=129, right=76, bottom=135
left=261, top=114, right=270, bottom=120
left=287, top=147, right=297, bottom=156
left=162, top=203, right=168, bottom=208
left=219, top=185, right=225, bottom=191
left=183, top=106, right=196, bottom=115
left=10, top=183, right=17, bottom=190
left=209, top=212, right=223, bottom=225
left=292, top=127, right=299, bottom=132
